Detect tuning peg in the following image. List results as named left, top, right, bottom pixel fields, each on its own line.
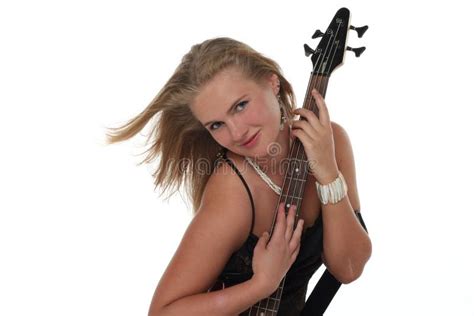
left=312, top=29, right=324, bottom=39
left=303, top=44, right=316, bottom=57
left=346, top=46, right=366, bottom=57
left=350, top=25, right=369, bottom=38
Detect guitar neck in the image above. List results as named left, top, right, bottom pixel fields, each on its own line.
left=269, top=73, right=329, bottom=236
left=239, top=73, right=330, bottom=316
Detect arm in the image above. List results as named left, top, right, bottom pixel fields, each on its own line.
left=319, top=122, right=372, bottom=284
left=153, top=277, right=268, bottom=316
left=148, top=163, right=303, bottom=315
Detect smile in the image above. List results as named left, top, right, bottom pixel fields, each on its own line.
left=241, top=131, right=260, bottom=147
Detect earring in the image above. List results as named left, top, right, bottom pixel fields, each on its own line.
left=278, top=95, right=287, bottom=131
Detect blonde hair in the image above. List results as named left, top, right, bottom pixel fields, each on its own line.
left=105, top=37, right=296, bottom=214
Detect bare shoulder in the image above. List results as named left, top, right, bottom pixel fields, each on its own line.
left=148, top=155, right=254, bottom=311
left=331, top=121, right=361, bottom=211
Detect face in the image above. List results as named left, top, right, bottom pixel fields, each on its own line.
left=190, top=67, right=281, bottom=158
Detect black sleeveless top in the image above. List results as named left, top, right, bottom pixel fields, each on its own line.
left=213, top=149, right=326, bottom=315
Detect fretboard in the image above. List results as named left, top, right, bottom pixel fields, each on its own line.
left=239, top=74, right=328, bottom=316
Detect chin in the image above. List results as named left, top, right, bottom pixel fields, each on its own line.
left=247, top=145, right=271, bottom=159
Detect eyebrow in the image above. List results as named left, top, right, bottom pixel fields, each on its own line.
left=203, top=94, right=247, bottom=127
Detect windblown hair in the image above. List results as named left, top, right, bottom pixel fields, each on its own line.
left=105, top=37, right=296, bottom=214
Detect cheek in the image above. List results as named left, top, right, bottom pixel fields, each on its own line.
left=209, top=132, right=226, bottom=147
left=261, top=98, right=280, bottom=124
left=208, top=128, right=235, bottom=148
left=253, top=96, right=279, bottom=123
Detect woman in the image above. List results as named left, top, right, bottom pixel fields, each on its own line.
left=106, top=37, right=371, bottom=315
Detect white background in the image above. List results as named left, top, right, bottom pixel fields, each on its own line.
left=1, top=0, right=473, bottom=315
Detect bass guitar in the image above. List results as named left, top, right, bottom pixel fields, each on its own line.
left=241, top=7, right=368, bottom=315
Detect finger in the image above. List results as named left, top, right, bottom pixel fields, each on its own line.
left=285, top=205, right=297, bottom=241
left=289, top=219, right=304, bottom=251
left=255, top=231, right=270, bottom=252
left=291, top=120, right=318, bottom=140
left=311, top=89, right=330, bottom=127
left=271, top=202, right=287, bottom=239
left=291, top=243, right=301, bottom=263
left=291, top=128, right=315, bottom=151
left=293, top=107, right=323, bottom=131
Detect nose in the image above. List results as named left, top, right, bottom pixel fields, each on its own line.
left=227, top=119, right=247, bottom=144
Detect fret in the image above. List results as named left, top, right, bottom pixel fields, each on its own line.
left=284, top=177, right=307, bottom=188
left=288, top=157, right=307, bottom=163
left=254, top=309, right=277, bottom=316
left=281, top=195, right=303, bottom=201
left=281, top=181, right=307, bottom=197
left=287, top=156, right=307, bottom=162
left=286, top=160, right=309, bottom=177
left=262, top=298, right=276, bottom=310
left=307, top=75, right=328, bottom=99
left=258, top=306, right=277, bottom=312
left=249, top=303, right=277, bottom=315
left=284, top=178, right=306, bottom=183
left=286, top=174, right=307, bottom=181
left=286, top=161, right=308, bottom=172
left=283, top=175, right=307, bottom=183
left=284, top=171, right=308, bottom=181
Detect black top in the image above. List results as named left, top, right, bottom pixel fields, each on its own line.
left=212, top=149, right=326, bottom=315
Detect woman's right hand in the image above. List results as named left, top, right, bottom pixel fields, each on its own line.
left=251, top=202, right=304, bottom=296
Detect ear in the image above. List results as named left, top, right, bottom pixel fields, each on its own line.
left=266, top=73, right=280, bottom=95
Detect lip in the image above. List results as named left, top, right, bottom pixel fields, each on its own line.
left=241, top=131, right=260, bottom=147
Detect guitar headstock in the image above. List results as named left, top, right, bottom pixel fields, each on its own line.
left=304, top=7, right=368, bottom=77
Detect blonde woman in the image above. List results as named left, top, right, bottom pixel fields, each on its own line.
left=106, top=37, right=371, bottom=315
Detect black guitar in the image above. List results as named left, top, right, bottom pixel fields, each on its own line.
left=240, top=7, right=368, bottom=315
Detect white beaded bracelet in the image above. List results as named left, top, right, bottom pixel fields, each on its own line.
left=315, top=171, right=348, bottom=205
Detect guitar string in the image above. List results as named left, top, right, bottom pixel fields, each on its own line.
left=288, top=20, right=343, bottom=220
left=282, top=21, right=341, bottom=229
left=252, top=32, right=331, bottom=316
left=250, top=20, right=343, bottom=316
left=272, top=21, right=343, bottom=316
left=276, top=20, right=343, bottom=314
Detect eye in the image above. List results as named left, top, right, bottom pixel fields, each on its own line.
left=209, top=122, right=222, bottom=130
left=208, top=101, right=249, bottom=131
left=235, top=100, right=248, bottom=111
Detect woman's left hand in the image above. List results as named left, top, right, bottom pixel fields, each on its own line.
left=290, top=88, right=339, bottom=184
